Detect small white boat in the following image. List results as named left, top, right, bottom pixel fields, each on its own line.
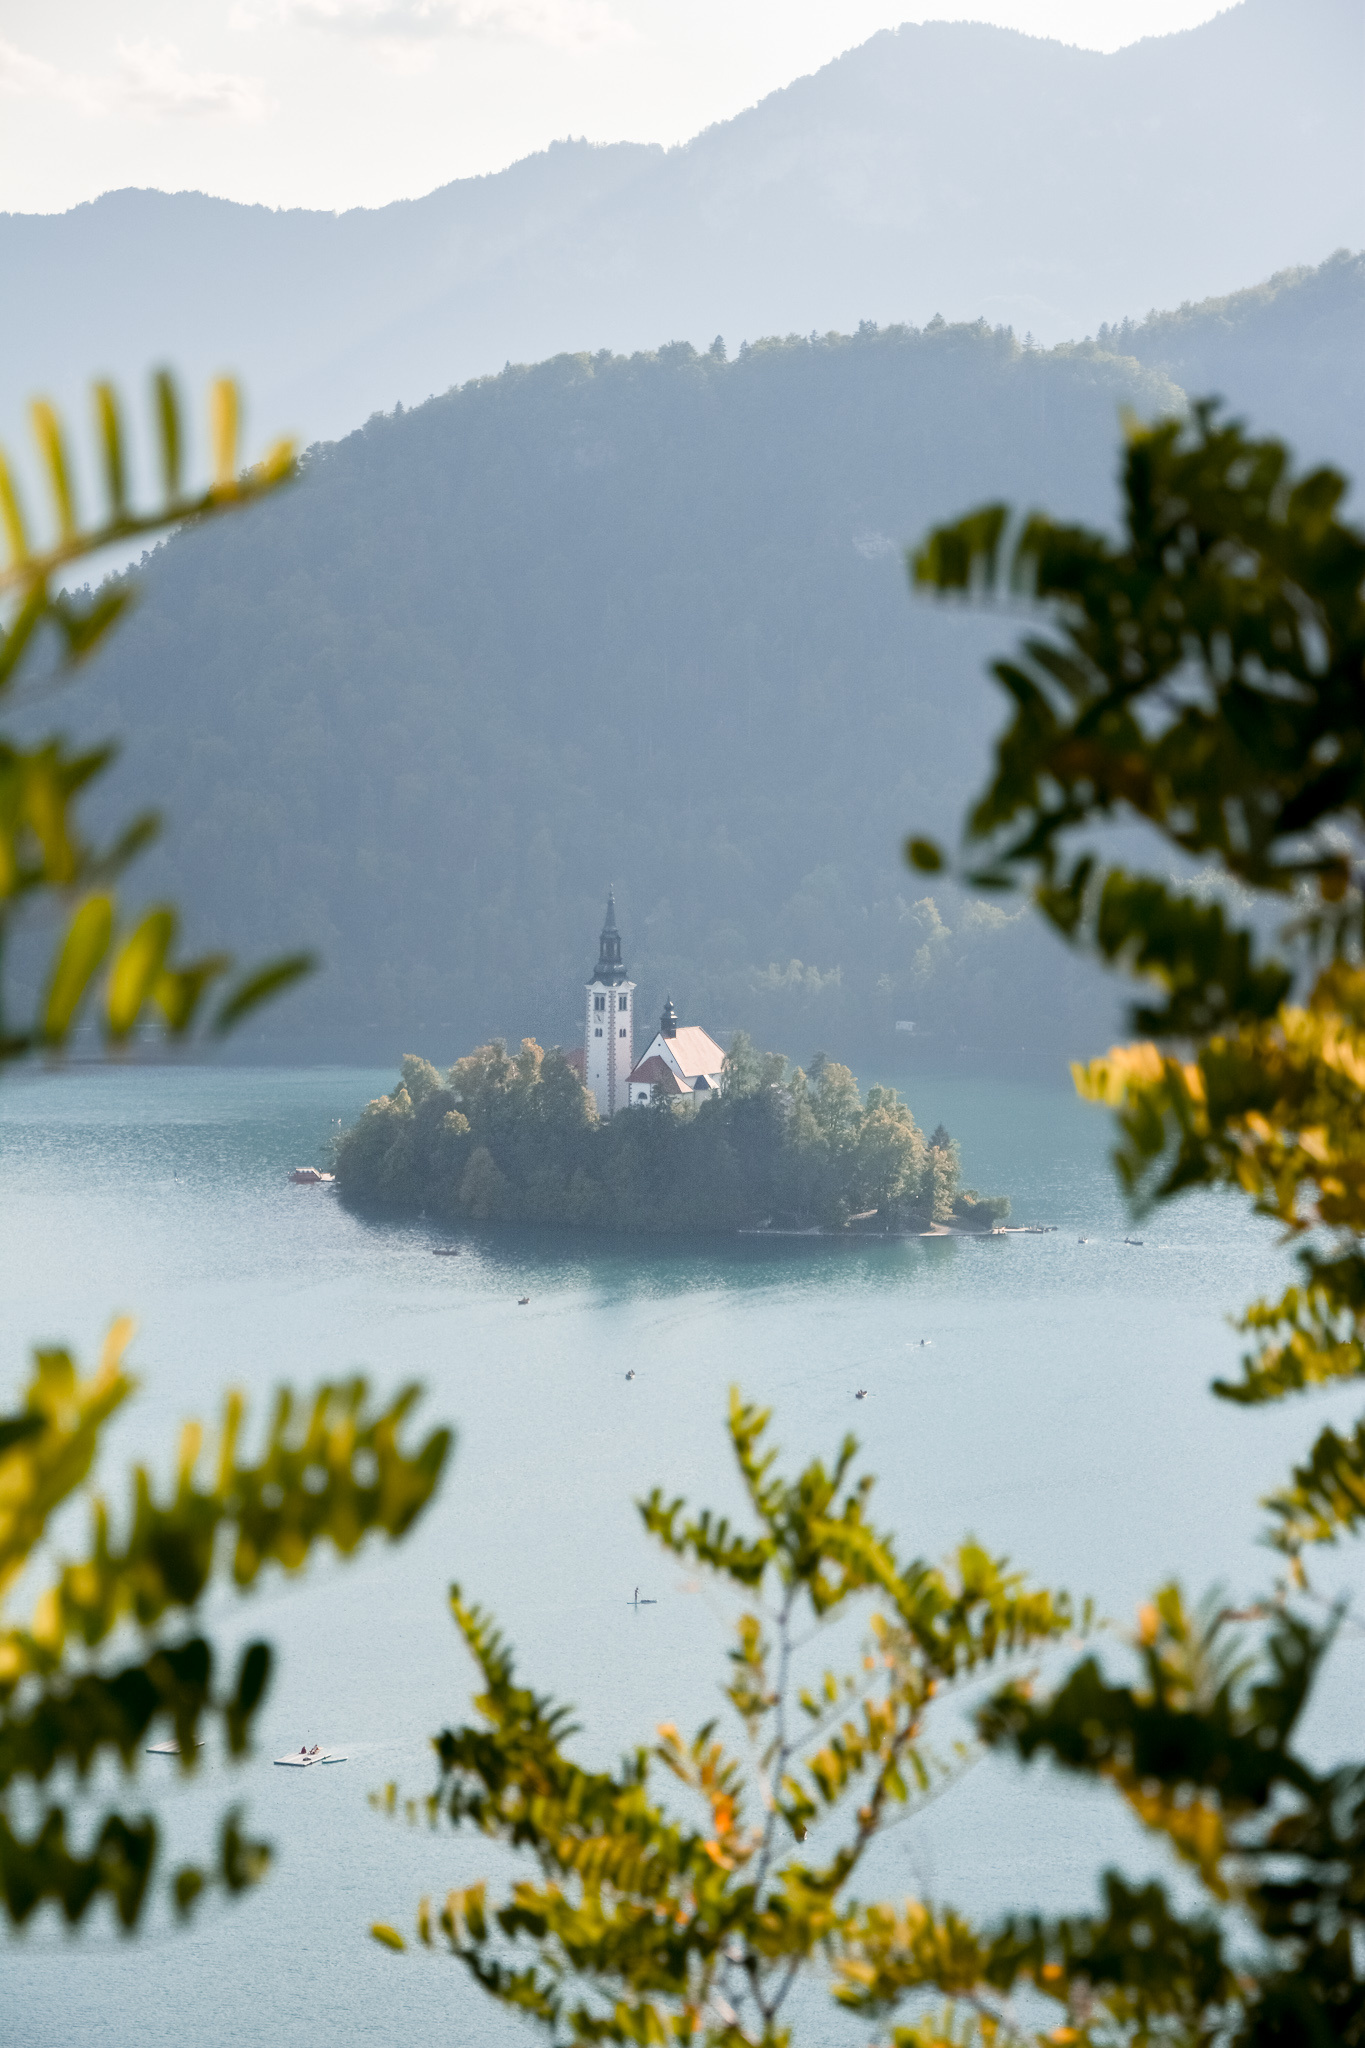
left=274, top=1744, right=346, bottom=1767
left=145, top=1740, right=205, bottom=1756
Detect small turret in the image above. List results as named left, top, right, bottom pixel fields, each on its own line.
left=660, top=996, right=678, bottom=1039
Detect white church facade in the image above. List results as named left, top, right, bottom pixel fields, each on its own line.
left=574, top=893, right=725, bottom=1117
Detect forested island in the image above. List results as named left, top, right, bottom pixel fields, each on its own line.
left=333, top=1037, right=1009, bottom=1235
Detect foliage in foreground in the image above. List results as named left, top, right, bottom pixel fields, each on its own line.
left=372, top=405, right=1365, bottom=2043
left=335, top=1036, right=1007, bottom=1234
left=0, top=371, right=313, bottom=1059
left=904, top=401, right=1365, bottom=2039
left=0, top=1326, right=449, bottom=1928
left=370, top=1393, right=1085, bottom=2041
left=0, top=379, right=448, bottom=1933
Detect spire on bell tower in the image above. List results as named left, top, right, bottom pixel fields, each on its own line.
left=593, top=887, right=626, bottom=986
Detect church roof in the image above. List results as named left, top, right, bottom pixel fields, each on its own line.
left=629, top=1055, right=685, bottom=1093
left=650, top=1025, right=725, bottom=1082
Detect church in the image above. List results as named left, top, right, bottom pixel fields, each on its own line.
left=573, top=891, right=725, bottom=1118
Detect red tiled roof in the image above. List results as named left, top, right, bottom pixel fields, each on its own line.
left=629, top=1054, right=685, bottom=1092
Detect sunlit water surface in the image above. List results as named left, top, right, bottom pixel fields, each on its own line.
left=2, top=1064, right=1361, bottom=2047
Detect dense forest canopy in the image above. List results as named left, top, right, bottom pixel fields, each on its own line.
left=335, top=1040, right=1008, bottom=1235
left=48, top=255, right=1360, bottom=1072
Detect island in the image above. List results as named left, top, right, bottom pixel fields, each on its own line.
left=333, top=1035, right=1009, bottom=1236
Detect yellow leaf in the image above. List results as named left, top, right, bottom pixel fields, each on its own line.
left=210, top=379, right=240, bottom=493
left=106, top=907, right=176, bottom=1040
left=43, top=895, right=114, bottom=1045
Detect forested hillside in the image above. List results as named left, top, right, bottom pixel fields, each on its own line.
left=53, top=263, right=1358, bottom=1070
left=62, top=315, right=1186, bottom=1068
left=1099, top=248, right=1365, bottom=487
left=0, top=0, right=1357, bottom=461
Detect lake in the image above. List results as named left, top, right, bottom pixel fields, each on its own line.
left=2, top=1062, right=1361, bottom=2046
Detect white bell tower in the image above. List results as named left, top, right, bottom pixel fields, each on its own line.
left=585, top=887, right=634, bottom=1118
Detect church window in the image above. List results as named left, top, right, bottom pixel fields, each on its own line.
left=619, top=1027, right=626, bottom=1037
left=618, top=995, right=627, bottom=1011
left=594, top=994, right=605, bottom=1012
left=594, top=1027, right=602, bottom=1037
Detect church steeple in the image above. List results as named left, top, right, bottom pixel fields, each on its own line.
left=585, top=888, right=635, bottom=1119
left=593, top=887, right=626, bottom=987
left=660, top=995, right=678, bottom=1038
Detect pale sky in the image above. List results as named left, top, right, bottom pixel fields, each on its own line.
left=0, top=1, right=1233, bottom=216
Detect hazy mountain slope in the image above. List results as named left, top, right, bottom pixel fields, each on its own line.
left=49, top=319, right=1189, bottom=1071
left=1, top=0, right=1357, bottom=472
left=1100, top=249, right=1365, bottom=481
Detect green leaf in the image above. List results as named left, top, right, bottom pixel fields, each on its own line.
left=1264, top=1417, right=1365, bottom=1552
left=0, top=586, right=45, bottom=691
left=49, top=585, right=131, bottom=666
left=0, top=1637, right=221, bottom=1788
left=910, top=504, right=1009, bottom=594
left=211, top=952, right=316, bottom=1035
left=153, top=954, right=232, bottom=1036
left=0, top=1413, right=45, bottom=1456
left=904, top=837, right=943, bottom=873
left=0, top=1806, right=157, bottom=1929
left=153, top=369, right=183, bottom=502
left=93, top=382, right=128, bottom=519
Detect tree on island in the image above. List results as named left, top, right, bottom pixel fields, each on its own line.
left=369, top=403, right=1365, bottom=2041
left=0, top=382, right=449, bottom=1932
left=334, top=1031, right=1009, bottom=1234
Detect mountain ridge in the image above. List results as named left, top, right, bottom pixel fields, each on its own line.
left=2, top=0, right=1358, bottom=470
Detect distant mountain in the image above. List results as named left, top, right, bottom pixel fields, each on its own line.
left=1, top=0, right=1359, bottom=469
left=43, top=257, right=1356, bottom=1075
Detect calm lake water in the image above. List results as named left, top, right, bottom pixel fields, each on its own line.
left=2, top=1063, right=1361, bottom=2047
